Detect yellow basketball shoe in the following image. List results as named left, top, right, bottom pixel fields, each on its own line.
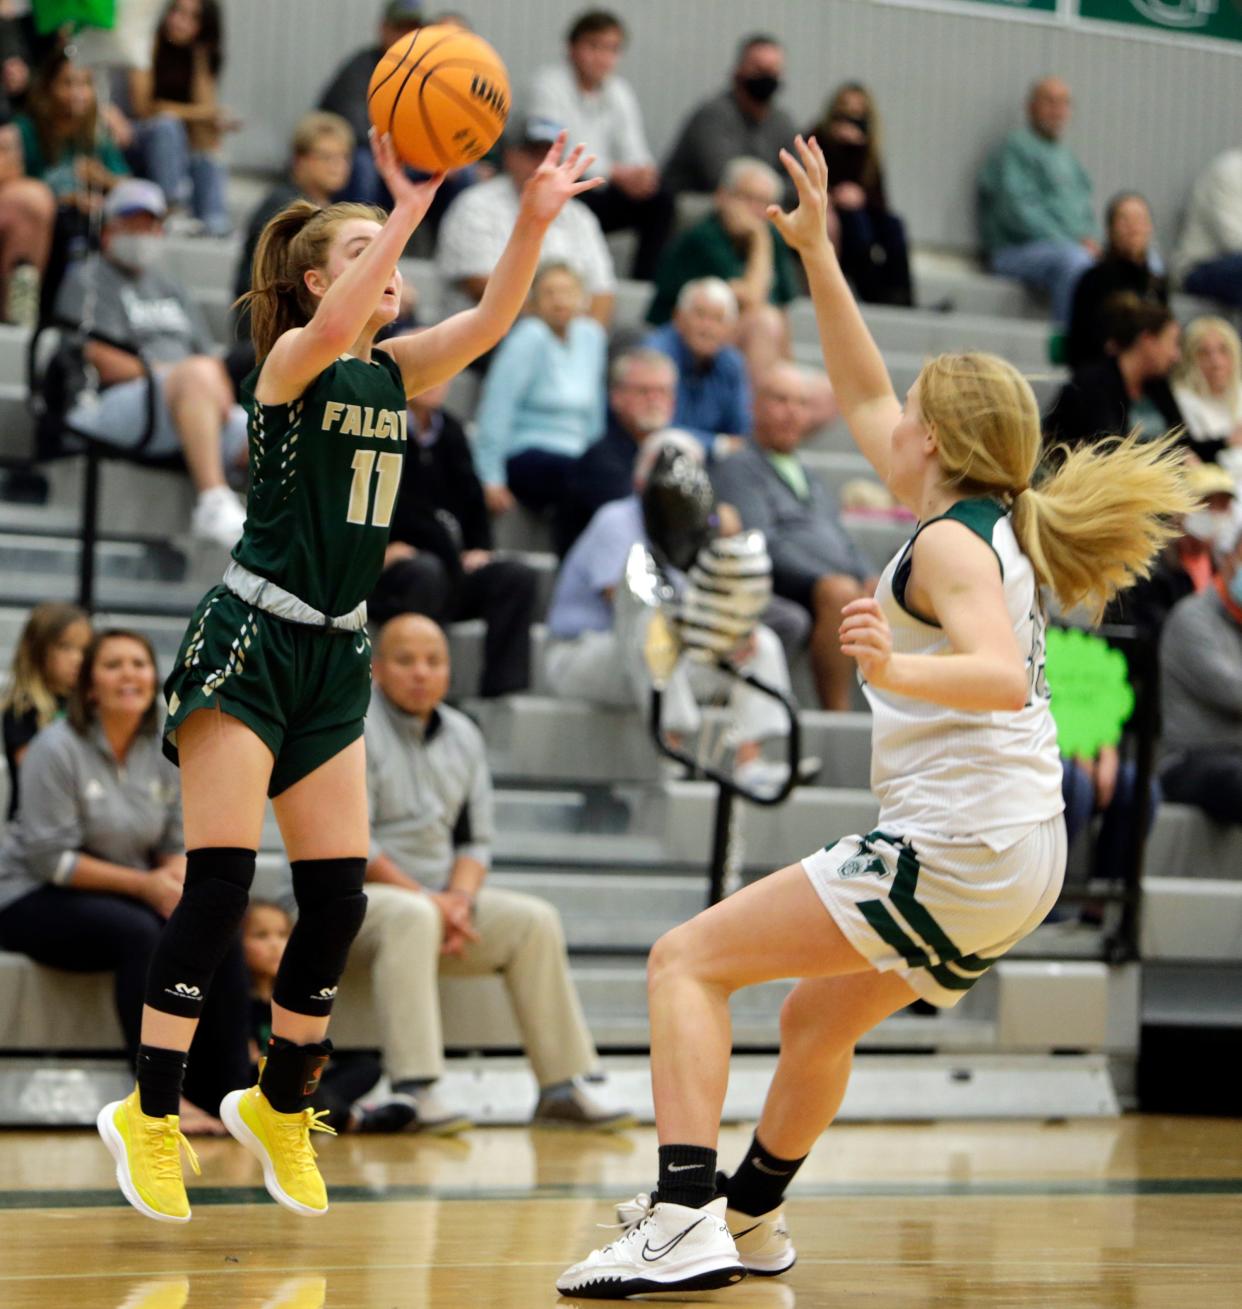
left=220, top=1085, right=335, bottom=1216
left=97, top=1091, right=201, bottom=1223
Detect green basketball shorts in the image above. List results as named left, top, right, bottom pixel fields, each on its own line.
left=162, top=586, right=373, bottom=797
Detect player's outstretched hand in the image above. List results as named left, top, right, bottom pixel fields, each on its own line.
left=769, top=134, right=834, bottom=258
left=839, top=596, right=893, bottom=685
left=370, top=129, right=445, bottom=223
left=520, top=130, right=605, bottom=225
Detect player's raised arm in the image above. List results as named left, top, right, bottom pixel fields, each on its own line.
left=769, top=135, right=903, bottom=495
left=253, top=132, right=444, bottom=403
left=379, top=131, right=603, bottom=396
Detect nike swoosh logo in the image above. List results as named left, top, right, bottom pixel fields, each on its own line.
left=642, top=1216, right=705, bottom=1262
left=666, top=1162, right=705, bottom=1173
left=731, top=1222, right=762, bottom=1239
left=750, top=1157, right=794, bottom=1176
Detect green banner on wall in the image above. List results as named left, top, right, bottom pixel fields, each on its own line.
left=1077, top=0, right=1242, bottom=43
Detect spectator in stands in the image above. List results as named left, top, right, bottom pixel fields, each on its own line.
left=0, top=629, right=250, bottom=1134
left=977, top=77, right=1098, bottom=325
left=0, top=13, right=31, bottom=123
left=0, top=119, right=54, bottom=326
left=16, top=47, right=130, bottom=305
left=1, top=602, right=90, bottom=820
left=547, top=431, right=797, bottom=791
left=1173, top=318, right=1242, bottom=463
left=1066, top=192, right=1167, bottom=369
left=242, top=900, right=382, bottom=1132
left=15, top=47, right=129, bottom=205
left=558, top=345, right=677, bottom=552
left=55, top=178, right=249, bottom=547
left=662, top=33, right=796, bottom=200
left=438, top=115, right=616, bottom=324
left=1158, top=517, right=1242, bottom=825
left=1175, top=146, right=1242, bottom=309
left=1108, top=462, right=1235, bottom=636
left=1043, top=294, right=1183, bottom=449
left=529, top=9, right=672, bottom=281
left=807, top=82, right=913, bottom=307
left=370, top=379, right=538, bottom=698
left=472, top=260, right=606, bottom=524
left=126, top=0, right=236, bottom=237
left=712, top=362, right=872, bottom=711
left=361, top=613, right=632, bottom=1131
left=645, top=277, right=751, bottom=451
left=316, top=0, right=423, bottom=205
left=233, top=111, right=354, bottom=305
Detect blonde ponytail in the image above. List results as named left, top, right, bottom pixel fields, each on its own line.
left=917, top=352, right=1195, bottom=623
left=234, top=199, right=386, bottom=361
left=1012, top=434, right=1195, bottom=623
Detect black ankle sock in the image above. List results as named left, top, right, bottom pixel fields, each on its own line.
left=657, top=1143, right=718, bottom=1209
left=137, top=1044, right=188, bottom=1118
left=725, top=1133, right=807, bottom=1217
left=258, top=1036, right=332, bottom=1114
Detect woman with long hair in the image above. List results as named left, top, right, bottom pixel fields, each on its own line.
left=1173, top=317, right=1242, bottom=464
left=807, top=82, right=912, bottom=306
left=96, top=127, right=600, bottom=1225
left=0, top=629, right=250, bottom=1136
left=1065, top=192, right=1167, bottom=369
left=1, top=602, right=91, bottom=818
left=558, top=136, right=1192, bottom=1300
left=127, top=0, right=236, bottom=236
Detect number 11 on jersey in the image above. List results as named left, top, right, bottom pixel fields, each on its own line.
left=347, top=450, right=402, bottom=528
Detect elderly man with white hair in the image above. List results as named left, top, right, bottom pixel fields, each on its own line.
left=546, top=431, right=796, bottom=791
left=645, top=277, right=753, bottom=451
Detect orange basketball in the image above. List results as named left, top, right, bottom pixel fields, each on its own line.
left=367, top=25, right=510, bottom=173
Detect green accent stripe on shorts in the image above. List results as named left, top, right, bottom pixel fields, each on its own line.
left=925, top=960, right=984, bottom=992
left=858, top=899, right=930, bottom=969
left=890, top=843, right=960, bottom=962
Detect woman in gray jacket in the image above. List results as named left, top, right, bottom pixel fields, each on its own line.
left=0, top=629, right=249, bottom=1132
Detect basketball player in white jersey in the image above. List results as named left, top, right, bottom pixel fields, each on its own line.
left=557, top=136, right=1194, bottom=1300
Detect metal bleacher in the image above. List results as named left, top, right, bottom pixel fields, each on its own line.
left=1, top=229, right=1239, bottom=1125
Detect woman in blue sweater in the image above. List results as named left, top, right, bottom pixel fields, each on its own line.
left=474, top=261, right=607, bottom=516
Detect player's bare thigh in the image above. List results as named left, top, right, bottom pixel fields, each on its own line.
left=272, top=735, right=369, bottom=861
left=176, top=706, right=273, bottom=850
left=648, top=861, right=878, bottom=994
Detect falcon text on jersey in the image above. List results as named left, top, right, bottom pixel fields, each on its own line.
left=321, top=401, right=409, bottom=442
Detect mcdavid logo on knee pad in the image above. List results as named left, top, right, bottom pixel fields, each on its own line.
left=314, top=986, right=338, bottom=1001
left=166, top=982, right=202, bottom=1000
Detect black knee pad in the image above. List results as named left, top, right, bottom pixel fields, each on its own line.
left=272, top=858, right=368, bottom=1017
left=144, top=847, right=255, bottom=1017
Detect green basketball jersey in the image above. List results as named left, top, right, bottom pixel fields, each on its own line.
left=235, top=351, right=409, bottom=615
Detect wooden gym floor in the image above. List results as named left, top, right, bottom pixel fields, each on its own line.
left=0, top=1116, right=1239, bottom=1307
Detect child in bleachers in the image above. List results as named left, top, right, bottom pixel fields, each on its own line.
left=0, top=602, right=91, bottom=819
left=242, top=900, right=381, bottom=1133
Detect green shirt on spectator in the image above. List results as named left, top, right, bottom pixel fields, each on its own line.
left=647, top=211, right=798, bottom=325
left=15, top=112, right=129, bottom=201
left=977, top=126, right=1096, bottom=257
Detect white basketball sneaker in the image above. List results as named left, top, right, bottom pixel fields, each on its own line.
left=557, top=1196, right=746, bottom=1299
left=726, top=1202, right=797, bottom=1276
left=616, top=1189, right=797, bottom=1276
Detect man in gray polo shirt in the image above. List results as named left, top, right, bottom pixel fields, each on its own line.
left=1159, top=519, right=1242, bottom=824
left=354, top=613, right=630, bottom=1131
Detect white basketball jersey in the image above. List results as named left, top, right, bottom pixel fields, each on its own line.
left=864, top=498, right=1063, bottom=851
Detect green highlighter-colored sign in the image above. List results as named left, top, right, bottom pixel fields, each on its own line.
left=1044, top=627, right=1135, bottom=759
left=1078, top=0, right=1242, bottom=46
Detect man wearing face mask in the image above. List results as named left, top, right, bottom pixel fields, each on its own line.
left=1158, top=507, right=1242, bottom=827
left=662, top=34, right=797, bottom=202
left=53, top=179, right=249, bottom=548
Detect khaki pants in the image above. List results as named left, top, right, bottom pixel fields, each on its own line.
left=348, top=883, right=598, bottom=1087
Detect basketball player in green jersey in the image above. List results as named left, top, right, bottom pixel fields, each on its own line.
left=98, top=129, right=603, bottom=1224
